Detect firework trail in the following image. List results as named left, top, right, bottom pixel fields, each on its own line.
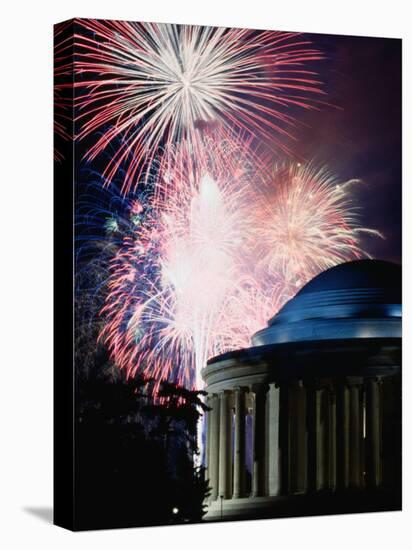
left=54, top=21, right=74, bottom=162
left=255, top=162, right=383, bottom=291
left=94, top=140, right=380, bottom=393
left=74, top=20, right=324, bottom=192
left=98, top=137, right=267, bottom=390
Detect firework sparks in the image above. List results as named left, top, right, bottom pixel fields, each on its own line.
left=98, top=138, right=265, bottom=390
left=77, top=141, right=381, bottom=393
left=256, top=162, right=383, bottom=289
left=54, top=21, right=76, bottom=162
left=74, top=20, right=324, bottom=192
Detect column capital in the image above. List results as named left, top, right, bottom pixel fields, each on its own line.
left=303, top=378, right=321, bottom=391
left=346, top=376, right=363, bottom=387
left=233, top=385, right=248, bottom=394
left=287, top=379, right=304, bottom=389
left=205, top=392, right=216, bottom=402
left=249, top=382, right=268, bottom=395
left=207, top=391, right=219, bottom=400
left=366, top=375, right=382, bottom=384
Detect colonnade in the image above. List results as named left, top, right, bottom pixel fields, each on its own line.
left=205, top=377, right=383, bottom=503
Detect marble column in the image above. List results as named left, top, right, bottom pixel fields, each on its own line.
left=209, top=393, right=220, bottom=501
left=316, top=387, right=328, bottom=490
left=336, top=382, right=350, bottom=489
left=252, top=385, right=267, bottom=497
left=328, top=387, right=337, bottom=490
left=306, top=382, right=328, bottom=493
left=366, top=378, right=382, bottom=488
left=218, top=390, right=231, bottom=499
left=279, top=384, right=290, bottom=495
left=359, top=384, right=366, bottom=488
left=233, top=387, right=246, bottom=498
left=289, top=382, right=307, bottom=494
left=267, top=383, right=281, bottom=496
left=306, top=383, right=317, bottom=494
left=205, top=394, right=212, bottom=479
left=349, top=379, right=362, bottom=488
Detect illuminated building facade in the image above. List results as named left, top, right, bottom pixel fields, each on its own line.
left=202, top=260, right=401, bottom=520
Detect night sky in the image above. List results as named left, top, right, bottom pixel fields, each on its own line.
left=74, top=29, right=402, bottom=267
left=290, top=33, right=401, bottom=264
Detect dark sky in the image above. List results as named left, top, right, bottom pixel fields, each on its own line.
left=74, top=29, right=402, bottom=267
left=286, top=33, right=402, bottom=264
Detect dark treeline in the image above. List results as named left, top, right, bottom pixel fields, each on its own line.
left=75, top=352, right=209, bottom=529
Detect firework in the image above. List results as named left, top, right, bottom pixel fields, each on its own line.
left=80, top=146, right=380, bottom=393
left=256, top=162, right=383, bottom=289
left=98, top=138, right=265, bottom=390
left=54, top=21, right=74, bottom=162
left=74, top=20, right=324, bottom=192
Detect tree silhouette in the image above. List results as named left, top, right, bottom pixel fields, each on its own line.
left=75, top=366, right=209, bottom=529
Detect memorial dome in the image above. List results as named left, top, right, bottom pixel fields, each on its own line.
left=252, top=259, right=401, bottom=346
left=202, top=259, right=401, bottom=522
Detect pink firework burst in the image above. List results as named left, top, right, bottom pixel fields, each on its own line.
left=54, top=21, right=74, bottom=162
left=255, top=162, right=383, bottom=291
left=74, top=20, right=325, bottom=192
left=98, top=142, right=381, bottom=392
left=99, top=138, right=270, bottom=390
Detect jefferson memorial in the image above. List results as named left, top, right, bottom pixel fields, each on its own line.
left=202, top=259, right=401, bottom=520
